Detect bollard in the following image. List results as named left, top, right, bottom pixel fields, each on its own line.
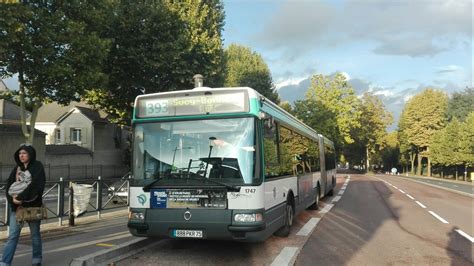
left=58, top=177, right=65, bottom=226
left=69, top=182, right=75, bottom=226
left=97, top=176, right=102, bottom=220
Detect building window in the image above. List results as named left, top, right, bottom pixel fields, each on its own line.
left=71, top=128, right=82, bottom=143
left=55, top=129, right=61, bottom=144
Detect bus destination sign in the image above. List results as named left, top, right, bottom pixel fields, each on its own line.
left=136, top=90, right=248, bottom=118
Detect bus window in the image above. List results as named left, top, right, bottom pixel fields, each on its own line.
left=278, top=126, right=294, bottom=176
left=263, top=118, right=279, bottom=178
left=308, top=140, right=320, bottom=172
left=324, top=145, right=336, bottom=170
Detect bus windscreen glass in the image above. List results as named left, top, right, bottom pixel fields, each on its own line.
left=133, top=118, right=258, bottom=185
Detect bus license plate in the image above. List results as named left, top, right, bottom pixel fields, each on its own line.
left=174, top=230, right=203, bottom=238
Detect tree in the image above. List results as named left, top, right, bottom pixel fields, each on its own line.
left=350, top=92, right=393, bottom=170
left=294, top=73, right=361, bottom=156
left=400, top=88, right=448, bottom=176
left=459, top=112, right=474, bottom=179
left=164, top=0, right=226, bottom=88
left=223, top=44, right=279, bottom=103
left=430, top=119, right=463, bottom=178
left=0, top=1, right=109, bottom=143
left=85, top=0, right=226, bottom=123
left=398, top=109, right=417, bottom=174
left=447, top=87, right=474, bottom=122
left=294, top=98, right=341, bottom=150
left=380, top=132, right=400, bottom=172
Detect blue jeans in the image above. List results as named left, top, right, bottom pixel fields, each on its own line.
left=1, top=209, right=42, bottom=266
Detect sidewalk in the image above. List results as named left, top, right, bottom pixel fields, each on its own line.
left=0, top=208, right=128, bottom=240
left=390, top=172, right=473, bottom=186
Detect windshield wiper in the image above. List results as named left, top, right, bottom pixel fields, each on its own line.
left=185, top=177, right=240, bottom=192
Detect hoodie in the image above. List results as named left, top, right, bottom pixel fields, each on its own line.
left=5, top=145, right=45, bottom=211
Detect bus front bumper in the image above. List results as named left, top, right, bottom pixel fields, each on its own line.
left=128, top=208, right=267, bottom=241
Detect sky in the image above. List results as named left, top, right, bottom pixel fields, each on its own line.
left=222, top=0, right=473, bottom=128
left=2, top=0, right=472, bottom=128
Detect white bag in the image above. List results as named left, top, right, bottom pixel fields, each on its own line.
left=8, top=168, right=32, bottom=196
left=72, top=183, right=93, bottom=217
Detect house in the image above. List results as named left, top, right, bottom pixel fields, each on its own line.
left=35, top=102, right=129, bottom=177
left=0, top=82, right=46, bottom=180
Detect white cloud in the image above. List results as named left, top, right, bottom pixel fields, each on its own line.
left=275, top=77, right=308, bottom=90
left=436, top=65, right=464, bottom=74
left=403, top=94, right=414, bottom=102
left=254, top=0, right=471, bottom=59
left=373, top=90, right=395, bottom=97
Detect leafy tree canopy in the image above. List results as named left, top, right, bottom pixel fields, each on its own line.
left=447, top=87, right=474, bottom=122
left=0, top=1, right=109, bottom=142
left=223, top=44, right=279, bottom=103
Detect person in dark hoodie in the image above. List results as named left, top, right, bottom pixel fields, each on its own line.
left=1, top=144, right=45, bottom=266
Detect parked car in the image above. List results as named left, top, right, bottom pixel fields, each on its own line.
left=107, top=176, right=129, bottom=204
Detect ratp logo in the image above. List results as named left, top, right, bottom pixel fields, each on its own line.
left=137, top=194, right=147, bottom=206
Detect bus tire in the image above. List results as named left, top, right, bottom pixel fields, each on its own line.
left=309, top=186, right=320, bottom=210
left=274, top=200, right=294, bottom=237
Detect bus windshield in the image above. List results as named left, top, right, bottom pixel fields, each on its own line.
left=133, top=117, right=257, bottom=185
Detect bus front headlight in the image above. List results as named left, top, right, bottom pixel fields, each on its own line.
left=234, top=213, right=262, bottom=223
left=129, top=211, right=145, bottom=221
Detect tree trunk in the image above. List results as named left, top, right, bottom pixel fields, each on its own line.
left=366, top=146, right=370, bottom=172
left=464, top=164, right=467, bottom=181
left=427, top=156, right=431, bottom=177
left=410, top=152, right=415, bottom=175
left=455, top=166, right=458, bottom=180
left=18, top=73, right=31, bottom=143
left=416, top=152, right=422, bottom=176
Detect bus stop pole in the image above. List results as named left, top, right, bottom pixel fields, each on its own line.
left=97, top=176, right=102, bottom=220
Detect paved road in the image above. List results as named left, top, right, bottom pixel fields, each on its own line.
left=296, top=174, right=473, bottom=265
left=117, top=174, right=473, bottom=265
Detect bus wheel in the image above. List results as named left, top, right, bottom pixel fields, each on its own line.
left=274, top=201, right=294, bottom=237
left=309, top=186, right=320, bottom=210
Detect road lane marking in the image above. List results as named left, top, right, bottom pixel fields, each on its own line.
left=428, top=211, right=449, bottom=224
left=398, top=189, right=406, bottom=194
left=332, top=196, right=341, bottom=203
left=271, top=246, right=299, bottom=266
left=416, top=201, right=427, bottom=208
left=455, top=229, right=474, bottom=243
left=392, top=185, right=398, bottom=189
left=296, top=218, right=321, bottom=236
left=338, top=190, right=344, bottom=195
left=406, top=194, right=415, bottom=200
left=319, top=203, right=334, bottom=214
left=96, top=243, right=115, bottom=247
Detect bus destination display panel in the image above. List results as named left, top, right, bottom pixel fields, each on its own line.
left=136, top=90, right=249, bottom=118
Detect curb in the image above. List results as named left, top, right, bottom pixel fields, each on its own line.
left=70, top=237, right=165, bottom=266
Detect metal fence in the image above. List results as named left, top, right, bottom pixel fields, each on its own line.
left=0, top=173, right=130, bottom=230
left=0, top=164, right=129, bottom=182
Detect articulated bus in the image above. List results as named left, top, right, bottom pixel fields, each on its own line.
left=127, top=87, right=336, bottom=241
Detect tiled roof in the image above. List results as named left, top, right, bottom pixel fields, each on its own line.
left=36, top=101, right=108, bottom=123
left=45, top=144, right=91, bottom=155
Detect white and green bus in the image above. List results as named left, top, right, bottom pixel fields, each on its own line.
left=128, top=87, right=336, bottom=241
